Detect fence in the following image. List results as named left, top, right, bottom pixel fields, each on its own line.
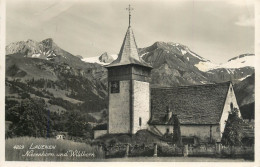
left=100, top=143, right=254, bottom=159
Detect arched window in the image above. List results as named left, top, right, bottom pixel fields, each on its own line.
left=139, top=117, right=142, bottom=126
left=230, top=102, right=234, bottom=111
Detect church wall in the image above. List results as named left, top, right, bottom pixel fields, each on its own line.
left=109, top=80, right=130, bottom=133
left=93, top=130, right=107, bottom=139
left=153, top=124, right=221, bottom=142
left=219, top=84, right=241, bottom=137
left=132, top=80, right=150, bottom=133
left=180, top=125, right=221, bottom=142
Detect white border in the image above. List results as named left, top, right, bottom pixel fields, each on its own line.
left=0, top=0, right=259, bottom=166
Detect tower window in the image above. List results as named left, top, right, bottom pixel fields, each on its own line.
left=166, top=128, right=169, bottom=133
left=230, top=102, right=234, bottom=111
left=139, top=117, right=142, bottom=126
left=110, top=81, right=120, bottom=93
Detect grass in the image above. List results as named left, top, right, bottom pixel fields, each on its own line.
left=6, top=137, right=105, bottom=161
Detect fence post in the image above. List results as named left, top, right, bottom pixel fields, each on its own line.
left=216, top=143, right=221, bottom=155
left=183, top=144, right=188, bottom=157
left=99, top=145, right=103, bottom=152
left=125, top=144, right=129, bottom=157
left=153, top=143, right=157, bottom=157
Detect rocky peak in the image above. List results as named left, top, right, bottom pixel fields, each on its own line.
left=40, top=38, right=54, bottom=51
left=99, top=52, right=115, bottom=63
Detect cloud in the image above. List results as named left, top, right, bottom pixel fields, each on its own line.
left=235, top=15, right=254, bottom=27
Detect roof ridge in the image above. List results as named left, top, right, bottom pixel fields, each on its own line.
left=151, top=81, right=231, bottom=89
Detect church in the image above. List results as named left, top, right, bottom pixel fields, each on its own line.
left=98, top=5, right=242, bottom=143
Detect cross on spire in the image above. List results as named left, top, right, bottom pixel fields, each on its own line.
left=126, top=4, right=134, bottom=27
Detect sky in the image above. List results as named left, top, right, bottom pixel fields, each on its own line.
left=6, top=0, right=254, bottom=63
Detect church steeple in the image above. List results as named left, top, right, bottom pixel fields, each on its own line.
left=126, top=4, right=133, bottom=27
left=106, top=5, right=152, bottom=135
left=106, top=5, right=152, bottom=69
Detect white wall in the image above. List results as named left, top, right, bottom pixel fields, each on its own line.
left=153, top=124, right=221, bottom=142
left=219, top=83, right=241, bottom=137
left=109, top=80, right=130, bottom=133
left=132, top=80, right=150, bottom=133
left=181, top=125, right=221, bottom=142
left=94, top=130, right=107, bottom=139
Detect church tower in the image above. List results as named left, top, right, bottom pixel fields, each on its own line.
left=105, top=5, right=152, bottom=134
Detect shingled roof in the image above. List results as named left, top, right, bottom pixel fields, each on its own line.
left=149, top=82, right=231, bottom=125
left=105, top=26, right=152, bottom=68
left=242, top=122, right=254, bottom=138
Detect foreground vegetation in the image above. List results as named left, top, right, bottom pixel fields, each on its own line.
left=6, top=98, right=97, bottom=139
left=6, top=137, right=104, bottom=161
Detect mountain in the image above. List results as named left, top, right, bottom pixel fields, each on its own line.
left=5, top=39, right=255, bottom=123
left=81, top=42, right=254, bottom=86
left=138, top=42, right=211, bottom=86
left=198, top=54, right=254, bottom=83
left=76, top=55, right=83, bottom=59
left=195, top=53, right=254, bottom=72
left=82, top=52, right=118, bottom=65
left=6, top=38, right=99, bottom=70
left=6, top=39, right=108, bottom=117
left=234, top=73, right=255, bottom=120
left=139, top=42, right=255, bottom=86
left=234, top=73, right=255, bottom=107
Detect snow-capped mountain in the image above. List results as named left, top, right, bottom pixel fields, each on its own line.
left=6, top=39, right=60, bottom=60
left=5, top=39, right=108, bottom=114
left=195, top=53, right=254, bottom=72
left=5, top=38, right=106, bottom=73
left=5, top=38, right=255, bottom=117
left=82, top=52, right=118, bottom=65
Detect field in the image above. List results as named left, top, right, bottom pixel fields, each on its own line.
left=5, top=137, right=105, bottom=161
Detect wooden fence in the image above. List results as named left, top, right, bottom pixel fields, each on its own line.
left=100, top=143, right=254, bottom=159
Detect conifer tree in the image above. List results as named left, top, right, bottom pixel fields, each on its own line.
left=221, top=108, right=243, bottom=146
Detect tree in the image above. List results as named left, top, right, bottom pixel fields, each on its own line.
left=172, top=114, right=182, bottom=146
left=221, top=108, right=244, bottom=146
left=66, top=110, right=87, bottom=137
left=7, top=98, right=51, bottom=138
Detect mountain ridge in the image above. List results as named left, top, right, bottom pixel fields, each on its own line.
left=5, top=38, right=255, bottom=122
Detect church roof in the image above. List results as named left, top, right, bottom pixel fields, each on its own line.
left=242, top=122, right=254, bottom=138
left=105, top=26, right=152, bottom=68
left=149, top=82, right=231, bottom=125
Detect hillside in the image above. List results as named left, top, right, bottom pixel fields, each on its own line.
left=5, top=39, right=255, bottom=124
left=234, top=73, right=255, bottom=120
left=6, top=39, right=109, bottom=118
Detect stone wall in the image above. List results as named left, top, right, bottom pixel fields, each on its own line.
left=132, top=80, right=150, bottom=133
left=109, top=80, right=130, bottom=133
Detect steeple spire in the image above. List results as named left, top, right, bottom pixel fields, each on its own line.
left=126, top=4, right=133, bottom=27
left=105, top=4, right=152, bottom=69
